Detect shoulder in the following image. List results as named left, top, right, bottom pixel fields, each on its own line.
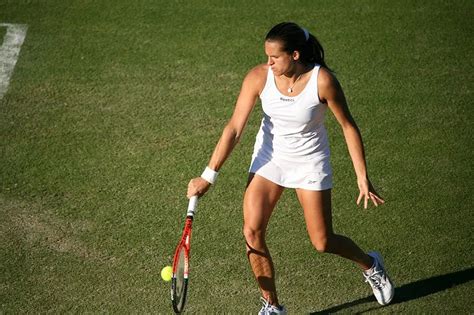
left=245, top=64, right=268, bottom=83
left=317, top=66, right=339, bottom=90
left=242, top=64, right=269, bottom=95
left=317, top=67, right=342, bottom=103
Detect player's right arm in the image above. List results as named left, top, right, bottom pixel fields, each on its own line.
left=187, top=65, right=267, bottom=198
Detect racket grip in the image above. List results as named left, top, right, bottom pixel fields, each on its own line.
left=187, top=196, right=198, bottom=216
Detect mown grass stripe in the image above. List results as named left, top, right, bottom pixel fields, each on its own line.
left=0, top=23, right=27, bottom=99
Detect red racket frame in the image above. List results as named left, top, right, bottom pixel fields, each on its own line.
left=171, top=197, right=198, bottom=313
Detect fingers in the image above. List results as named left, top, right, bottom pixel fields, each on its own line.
left=370, top=193, right=378, bottom=206
left=356, top=191, right=369, bottom=209
left=357, top=191, right=385, bottom=209
left=187, top=179, right=199, bottom=198
left=187, top=177, right=210, bottom=198
left=357, top=192, right=363, bottom=206
left=371, top=193, right=385, bottom=206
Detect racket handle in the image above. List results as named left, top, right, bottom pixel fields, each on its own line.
left=187, top=196, right=198, bottom=217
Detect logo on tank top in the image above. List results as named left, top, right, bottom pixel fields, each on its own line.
left=280, top=96, right=295, bottom=102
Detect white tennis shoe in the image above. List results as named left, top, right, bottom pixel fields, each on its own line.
left=258, top=297, right=287, bottom=315
left=363, top=251, right=395, bottom=305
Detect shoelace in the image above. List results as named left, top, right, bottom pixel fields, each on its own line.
left=260, top=297, right=280, bottom=315
left=364, top=268, right=384, bottom=290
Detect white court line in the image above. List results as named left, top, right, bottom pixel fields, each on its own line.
left=0, top=23, right=28, bottom=99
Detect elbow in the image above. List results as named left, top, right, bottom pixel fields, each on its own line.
left=341, top=120, right=360, bottom=135
left=223, top=123, right=242, bottom=145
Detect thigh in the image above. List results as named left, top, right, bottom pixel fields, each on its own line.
left=243, top=174, right=285, bottom=232
left=296, top=188, right=333, bottom=237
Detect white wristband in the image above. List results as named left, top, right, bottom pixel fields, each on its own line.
left=201, top=166, right=219, bottom=184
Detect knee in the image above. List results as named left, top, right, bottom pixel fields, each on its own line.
left=243, top=225, right=265, bottom=249
left=311, top=234, right=333, bottom=253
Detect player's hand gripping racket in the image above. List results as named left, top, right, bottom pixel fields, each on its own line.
left=171, top=196, right=198, bottom=313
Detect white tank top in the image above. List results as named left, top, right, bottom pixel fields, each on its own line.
left=252, top=65, right=330, bottom=169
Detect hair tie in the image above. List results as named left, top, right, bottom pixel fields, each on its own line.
left=302, top=27, right=309, bottom=41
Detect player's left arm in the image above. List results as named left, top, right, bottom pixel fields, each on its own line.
left=318, top=67, right=384, bottom=209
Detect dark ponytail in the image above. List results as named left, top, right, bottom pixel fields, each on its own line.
left=265, top=22, right=331, bottom=71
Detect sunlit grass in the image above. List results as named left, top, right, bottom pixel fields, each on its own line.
left=0, top=0, right=472, bottom=313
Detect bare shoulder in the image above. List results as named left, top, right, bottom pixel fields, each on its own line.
left=243, top=64, right=268, bottom=94
left=318, top=67, right=339, bottom=89
left=317, top=66, right=343, bottom=103
left=247, top=64, right=268, bottom=80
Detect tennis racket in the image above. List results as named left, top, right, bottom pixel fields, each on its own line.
left=171, top=196, right=198, bottom=314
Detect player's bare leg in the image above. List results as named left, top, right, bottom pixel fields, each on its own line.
left=296, top=188, right=373, bottom=269
left=296, top=188, right=394, bottom=304
left=243, top=174, right=284, bottom=307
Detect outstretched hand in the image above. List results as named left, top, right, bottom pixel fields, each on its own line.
left=356, top=177, right=385, bottom=209
left=187, top=177, right=211, bottom=199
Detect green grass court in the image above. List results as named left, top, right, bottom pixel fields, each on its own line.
left=1, top=0, right=473, bottom=313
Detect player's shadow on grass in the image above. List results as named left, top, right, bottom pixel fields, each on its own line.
left=310, top=267, right=474, bottom=314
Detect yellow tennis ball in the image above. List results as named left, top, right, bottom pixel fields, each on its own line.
left=161, top=266, right=173, bottom=282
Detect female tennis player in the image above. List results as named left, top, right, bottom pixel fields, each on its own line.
left=187, top=22, right=394, bottom=314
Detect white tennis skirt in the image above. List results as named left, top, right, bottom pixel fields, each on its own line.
left=249, top=155, right=333, bottom=191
